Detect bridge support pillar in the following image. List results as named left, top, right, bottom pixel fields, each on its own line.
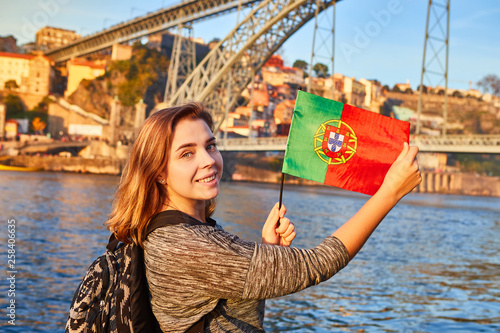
left=441, top=174, right=450, bottom=192
left=426, top=172, right=434, bottom=193
left=435, top=173, right=442, bottom=192
left=419, top=172, right=425, bottom=193
left=134, top=99, right=147, bottom=139
left=0, top=103, right=5, bottom=139
left=449, top=174, right=462, bottom=193
left=109, top=96, right=121, bottom=146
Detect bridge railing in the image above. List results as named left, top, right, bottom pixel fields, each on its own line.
left=218, top=135, right=500, bottom=153
left=411, top=135, right=500, bottom=153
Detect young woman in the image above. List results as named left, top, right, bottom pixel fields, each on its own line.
left=107, top=102, right=421, bottom=332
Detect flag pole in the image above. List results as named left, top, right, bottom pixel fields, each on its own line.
left=278, top=172, right=285, bottom=210
left=278, top=86, right=302, bottom=213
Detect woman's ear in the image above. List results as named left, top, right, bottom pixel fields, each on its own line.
left=157, top=170, right=167, bottom=185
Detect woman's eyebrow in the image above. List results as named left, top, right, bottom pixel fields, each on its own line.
left=175, top=137, right=216, bottom=152
left=175, top=142, right=195, bottom=152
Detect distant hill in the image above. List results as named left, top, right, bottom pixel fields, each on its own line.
left=67, top=43, right=168, bottom=127
left=384, top=91, right=500, bottom=134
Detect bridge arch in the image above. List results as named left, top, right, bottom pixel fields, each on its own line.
left=166, top=0, right=339, bottom=132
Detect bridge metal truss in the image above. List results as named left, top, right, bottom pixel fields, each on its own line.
left=166, top=0, right=340, bottom=132
left=164, top=24, right=197, bottom=102
left=218, top=135, right=500, bottom=154
left=45, top=0, right=259, bottom=62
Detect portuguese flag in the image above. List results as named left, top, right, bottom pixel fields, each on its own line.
left=282, top=90, right=410, bottom=195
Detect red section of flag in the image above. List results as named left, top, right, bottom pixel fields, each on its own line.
left=324, top=104, right=410, bottom=195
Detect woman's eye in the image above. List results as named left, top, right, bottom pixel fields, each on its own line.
left=181, top=152, right=192, bottom=158
left=207, top=142, right=217, bottom=151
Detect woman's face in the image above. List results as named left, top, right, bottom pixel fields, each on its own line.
left=164, top=118, right=223, bottom=210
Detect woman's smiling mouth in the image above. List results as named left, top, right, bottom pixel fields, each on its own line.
left=197, top=174, right=217, bottom=183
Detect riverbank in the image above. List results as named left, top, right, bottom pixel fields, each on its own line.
left=2, top=153, right=499, bottom=197
left=4, top=155, right=123, bottom=175
left=222, top=152, right=500, bottom=197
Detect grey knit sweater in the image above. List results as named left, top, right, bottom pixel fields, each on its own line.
left=143, top=210, right=350, bottom=332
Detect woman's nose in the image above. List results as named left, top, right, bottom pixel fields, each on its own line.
left=199, top=149, right=215, bottom=168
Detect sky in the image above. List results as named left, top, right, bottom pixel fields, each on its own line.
left=1, top=0, right=499, bottom=91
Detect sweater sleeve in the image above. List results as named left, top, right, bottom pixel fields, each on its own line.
left=243, top=236, right=350, bottom=299
left=144, top=223, right=349, bottom=301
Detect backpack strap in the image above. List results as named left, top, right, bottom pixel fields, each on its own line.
left=104, top=210, right=217, bottom=332
left=106, top=234, right=120, bottom=252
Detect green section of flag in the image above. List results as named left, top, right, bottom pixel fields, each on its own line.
left=282, top=91, right=344, bottom=183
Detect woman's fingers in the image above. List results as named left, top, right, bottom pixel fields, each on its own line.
left=281, top=230, right=296, bottom=246
left=266, top=203, right=279, bottom=224
left=280, top=221, right=295, bottom=238
left=264, top=203, right=286, bottom=227
left=275, top=218, right=296, bottom=247
left=406, top=145, right=419, bottom=164
left=395, top=142, right=410, bottom=162
left=276, top=217, right=291, bottom=234
left=263, top=203, right=295, bottom=247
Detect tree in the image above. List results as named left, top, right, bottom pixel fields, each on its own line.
left=110, top=43, right=168, bottom=106
left=417, top=84, right=428, bottom=94
left=32, top=117, right=47, bottom=134
left=312, top=63, right=328, bottom=77
left=293, top=59, right=308, bottom=71
left=392, top=84, right=401, bottom=93
left=4, top=80, right=19, bottom=91
left=477, top=74, right=500, bottom=96
left=5, top=94, right=24, bottom=117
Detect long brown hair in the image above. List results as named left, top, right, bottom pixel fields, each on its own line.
left=106, top=102, right=216, bottom=247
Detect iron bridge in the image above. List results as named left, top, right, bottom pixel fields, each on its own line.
left=217, top=135, right=500, bottom=154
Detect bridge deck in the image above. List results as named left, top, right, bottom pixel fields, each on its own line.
left=45, top=0, right=259, bottom=62
left=217, top=135, right=500, bottom=154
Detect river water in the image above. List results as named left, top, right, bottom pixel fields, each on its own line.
left=0, top=171, right=498, bottom=332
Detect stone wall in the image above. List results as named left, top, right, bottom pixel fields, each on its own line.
left=11, top=155, right=122, bottom=175
left=415, top=172, right=500, bottom=196
left=47, top=102, right=110, bottom=139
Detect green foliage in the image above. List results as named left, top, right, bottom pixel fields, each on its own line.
left=108, top=60, right=130, bottom=73
left=268, top=158, right=283, bottom=172
left=293, top=59, right=308, bottom=70
left=31, top=96, right=52, bottom=113
left=477, top=74, right=500, bottom=96
left=455, top=154, right=500, bottom=177
left=392, top=85, right=401, bottom=93
left=106, top=43, right=168, bottom=106
left=4, top=79, right=19, bottom=91
left=313, top=63, right=328, bottom=77
left=5, top=94, right=24, bottom=117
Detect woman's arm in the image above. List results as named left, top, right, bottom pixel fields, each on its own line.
left=332, top=143, right=421, bottom=259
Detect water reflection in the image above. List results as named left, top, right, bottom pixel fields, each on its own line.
left=0, top=174, right=498, bottom=331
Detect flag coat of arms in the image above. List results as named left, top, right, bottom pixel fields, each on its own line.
left=282, top=90, right=410, bottom=195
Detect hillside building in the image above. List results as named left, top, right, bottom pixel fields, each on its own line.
left=65, top=59, right=106, bottom=97
left=36, top=26, right=80, bottom=52
left=0, top=35, right=18, bottom=53
left=0, top=51, right=53, bottom=95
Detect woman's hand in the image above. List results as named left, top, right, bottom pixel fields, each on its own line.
left=379, top=142, right=422, bottom=201
left=332, top=143, right=422, bottom=259
left=262, top=203, right=296, bottom=247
